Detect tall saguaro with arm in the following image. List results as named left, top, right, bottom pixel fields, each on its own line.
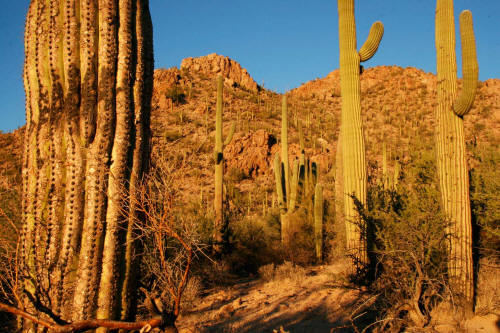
left=337, top=0, right=383, bottom=267
left=435, top=0, right=478, bottom=314
left=22, top=0, right=153, bottom=330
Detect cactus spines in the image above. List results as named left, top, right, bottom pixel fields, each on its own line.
left=337, top=0, right=383, bottom=267
left=435, top=0, right=477, bottom=313
left=214, top=75, right=235, bottom=253
left=22, top=0, right=153, bottom=328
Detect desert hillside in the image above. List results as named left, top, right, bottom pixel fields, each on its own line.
left=2, top=54, right=498, bottom=207
left=1, top=54, right=499, bottom=332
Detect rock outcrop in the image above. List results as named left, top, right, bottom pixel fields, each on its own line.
left=225, top=129, right=277, bottom=179
left=181, top=53, right=259, bottom=92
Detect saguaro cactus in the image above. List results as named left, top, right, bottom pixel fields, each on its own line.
left=21, top=0, right=153, bottom=330
left=435, top=0, right=478, bottom=314
left=314, top=184, right=324, bottom=261
left=337, top=0, right=383, bottom=266
left=214, top=75, right=235, bottom=252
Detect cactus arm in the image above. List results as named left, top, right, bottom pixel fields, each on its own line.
left=358, top=21, right=384, bottom=62
left=223, top=122, right=236, bottom=146
left=314, top=184, right=324, bottom=261
left=452, top=10, right=478, bottom=117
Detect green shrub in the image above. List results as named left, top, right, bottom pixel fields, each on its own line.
left=469, top=145, right=500, bottom=257
left=357, top=149, right=450, bottom=330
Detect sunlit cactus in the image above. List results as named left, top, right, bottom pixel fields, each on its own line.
left=21, top=0, right=153, bottom=330
left=214, top=74, right=235, bottom=253
left=435, top=0, right=478, bottom=315
left=337, top=0, right=383, bottom=267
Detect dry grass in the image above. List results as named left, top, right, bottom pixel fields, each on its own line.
left=475, top=257, right=500, bottom=316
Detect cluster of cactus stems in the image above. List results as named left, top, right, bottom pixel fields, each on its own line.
left=214, top=75, right=235, bottom=253
left=435, top=0, right=478, bottom=314
left=274, top=96, right=324, bottom=260
left=337, top=0, right=384, bottom=267
left=21, top=0, right=153, bottom=330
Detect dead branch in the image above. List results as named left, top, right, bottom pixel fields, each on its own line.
left=0, top=302, right=166, bottom=333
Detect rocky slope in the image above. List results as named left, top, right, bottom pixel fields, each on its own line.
left=2, top=54, right=499, bottom=221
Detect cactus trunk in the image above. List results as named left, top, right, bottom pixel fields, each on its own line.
left=314, top=184, right=324, bottom=262
left=21, top=0, right=153, bottom=329
left=214, top=75, right=224, bottom=251
left=435, top=0, right=478, bottom=314
left=337, top=0, right=383, bottom=267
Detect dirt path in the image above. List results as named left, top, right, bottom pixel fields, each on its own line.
left=176, top=263, right=369, bottom=333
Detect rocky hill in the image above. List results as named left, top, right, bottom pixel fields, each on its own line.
left=1, top=54, right=499, bottom=221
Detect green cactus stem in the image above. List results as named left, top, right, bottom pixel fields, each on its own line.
left=314, top=184, right=324, bottom=262
left=382, top=141, right=388, bottom=189
left=214, top=75, right=235, bottom=253
left=21, top=0, right=153, bottom=330
left=337, top=0, right=384, bottom=267
left=435, top=0, right=478, bottom=314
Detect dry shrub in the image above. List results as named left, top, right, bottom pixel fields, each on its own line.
left=284, top=209, right=316, bottom=266
left=475, top=257, right=500, bottom=315
left=226, top=214, right=281, bottom=275
left=257, top=261, right=306, bottom=286
left=257, top=263, right=275, bottom=281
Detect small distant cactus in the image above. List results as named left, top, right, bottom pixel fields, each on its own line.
left=435, top=0, right=478, bottom=314
left=214, top=75, right=235, bottom=253
left=337, top=0, right=384, bottom=267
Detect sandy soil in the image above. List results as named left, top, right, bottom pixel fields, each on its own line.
left=175, top=262, right=500, bottom=333
left=176, top=263, right=370, bottom=333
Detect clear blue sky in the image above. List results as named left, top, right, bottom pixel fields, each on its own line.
left=1, top=1, right=499, bottom=132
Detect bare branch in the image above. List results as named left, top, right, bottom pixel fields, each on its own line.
left=0, top=302, right=165, bottom=333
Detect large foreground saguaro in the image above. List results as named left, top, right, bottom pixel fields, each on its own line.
left=435, top=0, right=478, bottom=314
left=337, top=0, right=383, bottom=267
left=22, top=0, right=153, bottom=330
